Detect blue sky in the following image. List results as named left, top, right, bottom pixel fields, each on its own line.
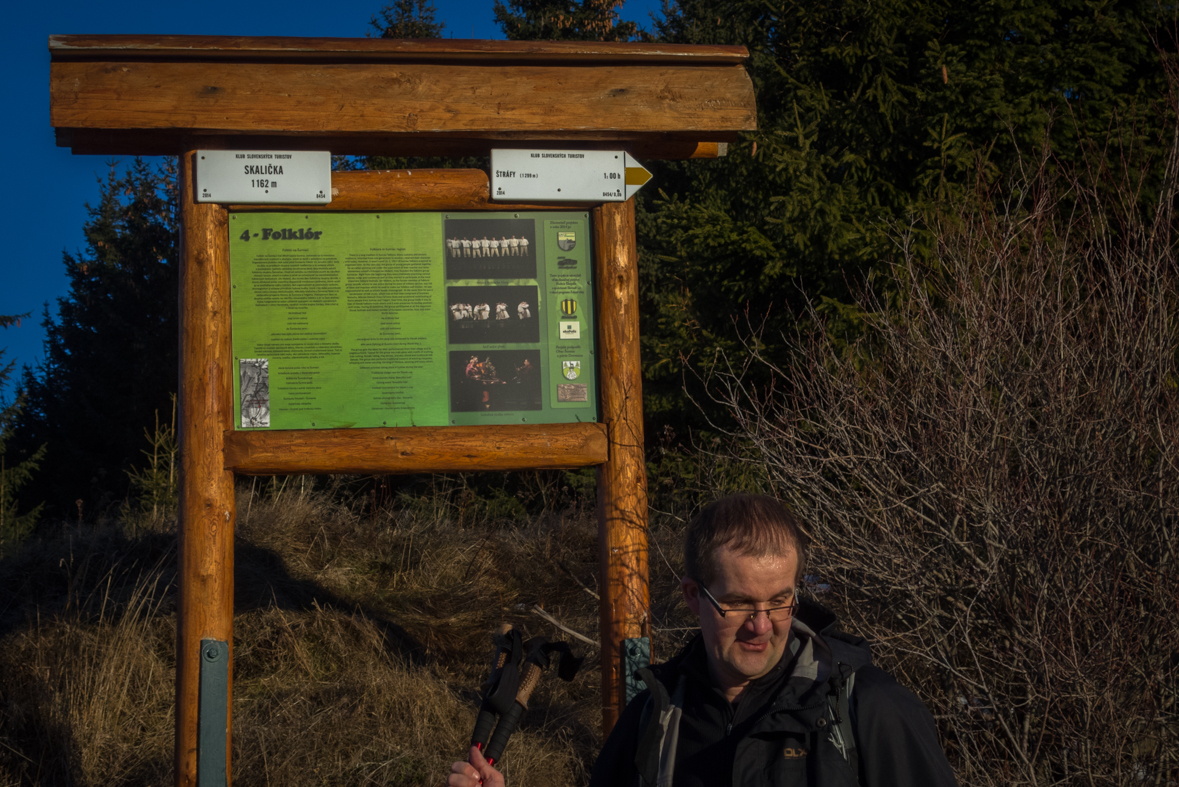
left=2, top=0, right=662, bottom=396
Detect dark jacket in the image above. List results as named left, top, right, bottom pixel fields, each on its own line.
left=589, top=599, right=957, bottom=787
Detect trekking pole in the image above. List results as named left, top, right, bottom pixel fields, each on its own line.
left=480, top=637, right=583, bottom=766
left=471, top=624, right=524, bottom=756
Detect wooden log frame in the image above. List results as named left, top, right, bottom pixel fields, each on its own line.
left=48, top=35, right=756, bottom=160
left=224, top=423, right=609, bottom=475
left=174, top=166, right=649, bottom=785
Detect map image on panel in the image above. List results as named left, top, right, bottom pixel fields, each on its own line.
left=449, top=350, right=542, bottom=412
left=443, top=218, right=537, bottom=280
left=447, top=285, right=540, bottom=345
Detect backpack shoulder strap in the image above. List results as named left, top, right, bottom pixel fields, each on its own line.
left=633, top=668, right=669, bottom=787
left=633, top=669, right=687, bottom=787
left=826, top=663, right=859, bottom=781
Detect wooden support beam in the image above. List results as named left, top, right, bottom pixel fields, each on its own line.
left=593, top=199, right=650, bottom=733
left=53, top=130, right=734, bottom=160
left=49, top=35, right=751, bottom=64
left=320, top=169, right=494, bottom=211
left=224, top=423, right=608, bottom=475
left=176, top=149, right=236, bottom=787
left=228, top=168, right=601, bottom=212
left=50, top=61, right=754, bottom=134
left=48, top=35, right=756, bottom=160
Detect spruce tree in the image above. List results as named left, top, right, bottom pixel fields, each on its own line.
left=11, top=160, right=179, bottom=517
left=633, top=0, right=1175, bottom=433
left=0, top=313, right=45, bottom=552
left=369, top=0, right=446, bottom=39
left=494, top=0, right=645, bottom=41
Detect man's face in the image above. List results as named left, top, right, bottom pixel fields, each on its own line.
left=682, top=544, right=797, bottom=699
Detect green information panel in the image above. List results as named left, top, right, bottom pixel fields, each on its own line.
left=228, top=211, right=597, bottom=430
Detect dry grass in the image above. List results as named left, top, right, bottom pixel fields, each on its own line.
left=230, top=478, right=607, bottom=787
left=0, top=530, right=177, bottom=785
left=0, top=477, right=700, bottom=786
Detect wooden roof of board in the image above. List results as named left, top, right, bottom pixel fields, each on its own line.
left=50, top=35, right=757, bottom=159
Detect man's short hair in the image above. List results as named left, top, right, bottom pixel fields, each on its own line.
left=684, top=493, right=808, bottom=587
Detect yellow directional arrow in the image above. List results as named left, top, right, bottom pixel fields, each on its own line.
left=625, top=166, right=652, bottom=186
left=623, top=153, right=653, bottom=199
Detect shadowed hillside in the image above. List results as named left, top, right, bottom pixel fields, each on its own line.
left=0, top=478, right=699, bottom=786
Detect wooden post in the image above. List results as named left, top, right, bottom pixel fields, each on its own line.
left=594, top=199, right=650, bottom=733
left=176, top=149, right=237, bottom=787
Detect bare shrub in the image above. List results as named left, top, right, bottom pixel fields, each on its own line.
left=703, top=138, right=1179, bottom=785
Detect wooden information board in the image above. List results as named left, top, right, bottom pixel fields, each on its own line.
left=49, top=35, right=757, bottom=787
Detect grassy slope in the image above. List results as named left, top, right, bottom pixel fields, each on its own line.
left=0, top=480, right=696, bottom=786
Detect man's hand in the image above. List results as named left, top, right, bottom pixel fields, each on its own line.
left=448, top=746, right=505, bottom=787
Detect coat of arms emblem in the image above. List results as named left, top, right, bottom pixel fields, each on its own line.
left=562, top=360, right=581, bottom=380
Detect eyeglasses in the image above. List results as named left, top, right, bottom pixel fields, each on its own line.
left=698, top=584, right=799, bottom=623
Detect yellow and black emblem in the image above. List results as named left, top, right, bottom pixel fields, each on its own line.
left=560, top=298, right=578, bottom=318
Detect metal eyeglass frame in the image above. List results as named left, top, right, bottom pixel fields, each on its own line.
left=698, top=583, right=800, bottom=622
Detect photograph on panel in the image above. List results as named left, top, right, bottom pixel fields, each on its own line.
left=447, top=285, right=540, bottom=345
left=449, top=349, right=542, bottom=412
left=239, top=358, right=271, bottom=428
left=443, top=218, right=537, bottom=280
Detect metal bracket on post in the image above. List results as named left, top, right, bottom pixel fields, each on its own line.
left=198, top=639, right=229, bottom=787
left=621, top=636, right=651, bottom=706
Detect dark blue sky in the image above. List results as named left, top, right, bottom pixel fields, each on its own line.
left=2, top=0, right=662, bottom=397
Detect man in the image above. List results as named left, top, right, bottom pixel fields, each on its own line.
left=450, top=494, right=957, bottom=787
